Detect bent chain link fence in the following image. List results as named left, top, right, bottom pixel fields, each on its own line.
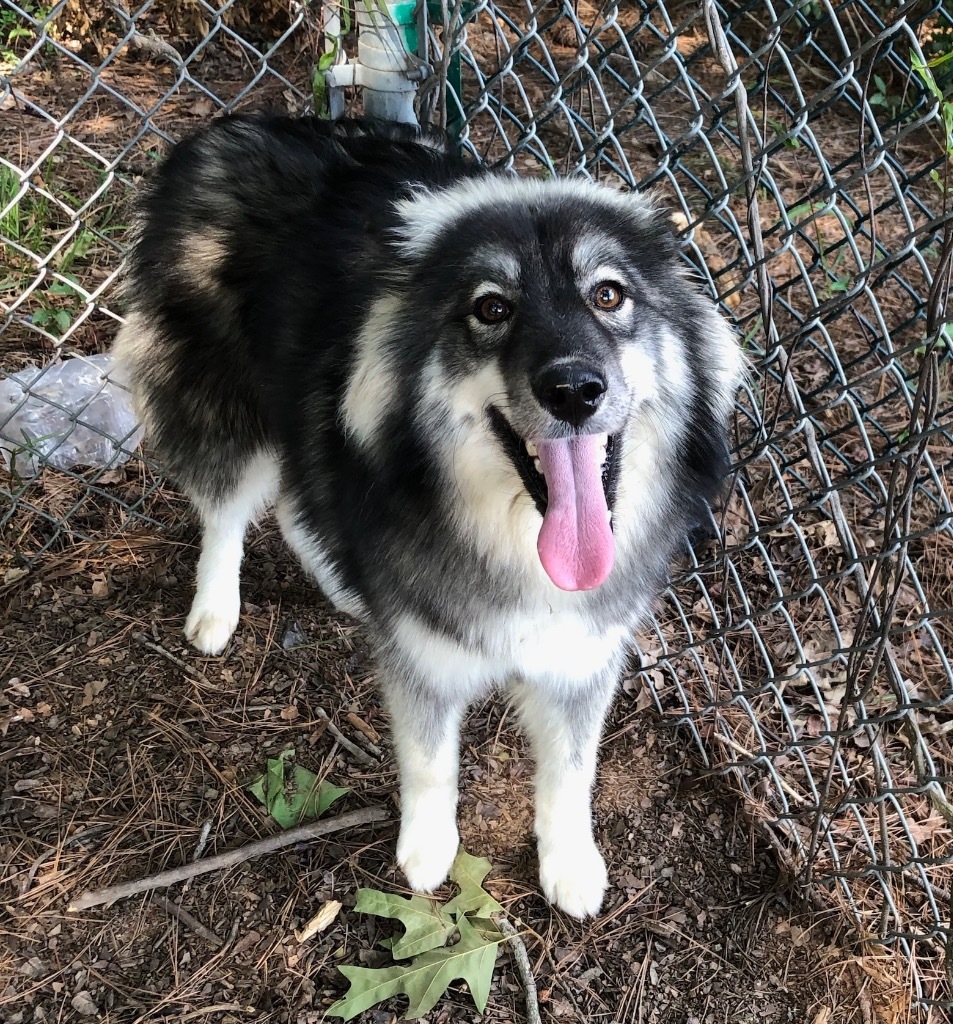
left=2, top=0, right=952, bottom=1012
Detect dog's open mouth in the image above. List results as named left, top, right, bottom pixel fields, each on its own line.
left=488, top=407, right=621, bottom=592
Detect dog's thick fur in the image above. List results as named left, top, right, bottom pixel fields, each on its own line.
left=114, top=115, right=741, bottom=918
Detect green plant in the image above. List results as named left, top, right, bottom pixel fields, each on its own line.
left=0, top=3, right=50, bottom=69
left=312, top=0, right=351, bottom=117
left=328, top=850, right=515, bottom=1020
left=766, top=115, right=801, bottom=150
left=911, top=49, right=953, bottom=194
left=868, top=73, right=903, bottom=119
left=787, top=200, right=855, bottom=298
left=246, top=748, right=349, bottom=828
left=0, top=162, right=51, bottom=255
left=1, top=161, right=125, bottom=338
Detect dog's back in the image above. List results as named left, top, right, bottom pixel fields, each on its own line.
left=116, top=115, right=482, bottom=503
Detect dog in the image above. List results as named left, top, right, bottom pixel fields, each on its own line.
left=114, top=114, right=741, bottom=919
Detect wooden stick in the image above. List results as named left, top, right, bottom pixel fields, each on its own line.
left=151, top=893, right=224, bottom=946
left=315, top=707, right=379, bottom=766
left=499, top=918, right=541, bottom=1024
left=134, top=633, right=218, bottom=690
left=68, top=805, right=389, bottom=912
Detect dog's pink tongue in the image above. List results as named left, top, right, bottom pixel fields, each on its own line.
left=535, top=435, right=614, bottom=591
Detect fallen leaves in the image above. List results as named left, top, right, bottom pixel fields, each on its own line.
left=246, top=748, right=349, bottom=830
left=327, top=851, right=509, bottom=1021
left=294, top=900, right=343, bottom=943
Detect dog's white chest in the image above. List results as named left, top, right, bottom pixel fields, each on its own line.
left=393, top=609, right=628, bottom=691
left=496, top=612, right=627, bottom=680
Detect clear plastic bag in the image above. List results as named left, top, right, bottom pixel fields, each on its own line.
left=0, top=353, right=143, bottom=478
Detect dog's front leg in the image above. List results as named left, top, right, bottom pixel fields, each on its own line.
left=382, top=664, right=466, bottom=894
left=511, top=668, right=619, bottom=919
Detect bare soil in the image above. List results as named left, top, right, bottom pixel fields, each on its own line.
left=2, top=516, right=865, bottom=1024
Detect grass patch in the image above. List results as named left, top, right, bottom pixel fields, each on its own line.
left=0, top=160, right=126, bottom=340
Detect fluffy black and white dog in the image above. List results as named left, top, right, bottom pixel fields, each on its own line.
left=115, top=115, right=741, bottom=918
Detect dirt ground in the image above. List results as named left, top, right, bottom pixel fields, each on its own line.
left=2, top=514, right=871, bottom=1024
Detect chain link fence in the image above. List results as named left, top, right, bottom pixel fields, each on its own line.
left=2, top=0, right=952, bottom=1013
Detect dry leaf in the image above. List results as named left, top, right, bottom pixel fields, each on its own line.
left=81, top=679, right=107, bottom=708
left=70, top=990, right=99, bottom=1016
left=906, top=813, right=947, bottom=844
left=812, top=521, right=838, bottom=548
left=295, top=900, right=343, bottom=942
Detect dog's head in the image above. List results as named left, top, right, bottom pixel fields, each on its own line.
left=344, top=176, right=740, bottom=593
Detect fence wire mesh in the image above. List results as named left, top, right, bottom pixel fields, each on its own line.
left=2, top=0, right=952, bottom=1013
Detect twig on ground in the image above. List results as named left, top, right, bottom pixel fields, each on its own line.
left=68, top=805, right=389, bottom=912
left=712, top=732, right=806, bottom=805
left=847, top=962, right=875, bottom=1024
left=151, top=893, right=224, bottom=946
left=134, top=633, right=218, bottom=690
left=315, top=707, right=380, bottom=766
left=177, top=1005, right=257, bottom=1022
left=499, top=917, right=541, bottom=1024
left=345, top=711, right=383, bottom=756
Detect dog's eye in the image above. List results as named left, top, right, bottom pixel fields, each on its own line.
left=473, top=295, right=512, bottom=325
left=592, top=282, right=624, bottom=310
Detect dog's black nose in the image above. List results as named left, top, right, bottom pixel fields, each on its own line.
left=533, top=362, right=608, bottom=426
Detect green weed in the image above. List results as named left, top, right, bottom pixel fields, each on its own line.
left=868, top=73, right=903, bottom=120
left=1, top=161, right=125, bottom=338
left=0, top=3, right=51, bottom=69
left=911, top=49, right=953, bottom=195
left=786, top=199, right=855, bottom=298
left=766, top=116, right=801, bottom=150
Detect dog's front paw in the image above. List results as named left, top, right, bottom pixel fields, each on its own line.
left=538, top=837, right=608, bottom=919
left=397, top=809, right=459, bottom=893
left=185, top=599, right=239, bottom=655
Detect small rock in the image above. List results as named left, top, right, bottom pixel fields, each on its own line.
left=282, top=621, right=308, bottom=649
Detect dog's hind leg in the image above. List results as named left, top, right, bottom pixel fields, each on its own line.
left=184, top=448, right=280, bottom=655
left=510, top=666, right=620, bottom=919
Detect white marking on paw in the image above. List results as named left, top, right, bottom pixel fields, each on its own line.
left=538, top=838, right=608, bottom=919
left=397, top=803, right=460, bottom=893
left=184, top=599, right=239, bottom=655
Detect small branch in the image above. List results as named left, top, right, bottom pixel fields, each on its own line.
left=68, top=805, right=389, bottom=912
left=499, top=918, right=540, bottom=1024
left=151, top=893, right=223, bottom=946
left=178, top=1005, right=256, bottom=1022
left=134, top=633, right=218, bottom=690
left=315, top=707, right=380, bottom=766
left=345, top=712, right=383, bottom=757
left=711, top=732, right=806, bottom=805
